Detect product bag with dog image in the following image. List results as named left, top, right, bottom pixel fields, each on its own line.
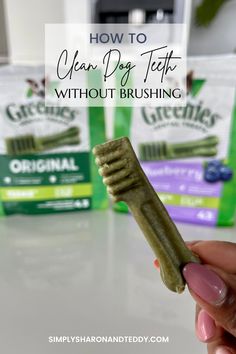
left=114, top=56, right=236, bottom=226
left=0, top=65, right=108, bottom=215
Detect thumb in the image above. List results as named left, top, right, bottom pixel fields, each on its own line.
left=183, top=263, right=236, bottom=337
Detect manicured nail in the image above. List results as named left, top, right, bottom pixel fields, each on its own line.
left=183, top=263, right=227, bottom=305
left=215, top=347, right=233, bottom=354
left=186, top=240, right=202, bottom=247
left=196, top=309, right=216, bottom=342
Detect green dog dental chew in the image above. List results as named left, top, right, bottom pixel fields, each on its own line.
left=139, top=135, right=219, bottom=161
left=93, top=137, right=200, bottom=293
left=5, top=126, right=80, bottom=155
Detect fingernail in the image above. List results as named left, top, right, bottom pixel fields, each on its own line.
left=215, top=347, right=233, bottom=354
left=186, top=240, right=202, bottom=247
left=183, top=263, right=227, bottom=305
left=196, top=309, right=216, bottom=342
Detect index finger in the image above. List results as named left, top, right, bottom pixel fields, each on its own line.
left=189, top=241, right=236, bottom=274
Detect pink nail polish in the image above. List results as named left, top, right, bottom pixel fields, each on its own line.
left=196, top=309, right=216, bottom=342
left=183, top=263, right=227, bottom=305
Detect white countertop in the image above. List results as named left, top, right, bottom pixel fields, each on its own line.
left=0, top=210, right=235, bottom=354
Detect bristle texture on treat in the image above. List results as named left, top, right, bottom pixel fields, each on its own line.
left=93, top=137, right=141, bottom=200
left=139, top=141, right=169, bottom=161
left=6, top=135, right=37, bottom=155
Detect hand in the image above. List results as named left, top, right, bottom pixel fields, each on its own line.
left=183, top=241, right=236, bottom=354
left=155, top=241, right=236, bottom=354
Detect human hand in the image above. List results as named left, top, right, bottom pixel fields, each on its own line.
left=155, top=241, right=236, bottom=353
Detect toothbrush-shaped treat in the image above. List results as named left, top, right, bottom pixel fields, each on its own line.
left=139, top=135, right=219, bottom=161
left=5, top=126, right=80, bottom=155
left=93, top=137, right=200, bottom=293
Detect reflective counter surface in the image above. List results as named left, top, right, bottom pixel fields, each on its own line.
left=0, top=210, right=235, bottom=354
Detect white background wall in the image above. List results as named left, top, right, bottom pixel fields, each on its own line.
left=3, top=0, right=91, bottom=64
left=0, top=0, right=8, bottom=61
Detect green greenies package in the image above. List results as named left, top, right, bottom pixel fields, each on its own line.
left=0, top=66, right=108, bottom=215
left=114, top=56, right=236, bottom=226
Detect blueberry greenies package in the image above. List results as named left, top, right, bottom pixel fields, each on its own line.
left=114, top=56, right=236, bottom=226
left=0, top=65, right=108, bottom=215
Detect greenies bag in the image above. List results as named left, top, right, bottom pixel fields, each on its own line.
left=0, top=65, right=108, bottom=215
left=114, top=56, right=236, bottom=226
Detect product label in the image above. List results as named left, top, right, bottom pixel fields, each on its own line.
left=142, top=161, right=221, bottom=225
left=126, top=81, right=236, bottom=225
left=0, top=152, right=92, bottom=214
